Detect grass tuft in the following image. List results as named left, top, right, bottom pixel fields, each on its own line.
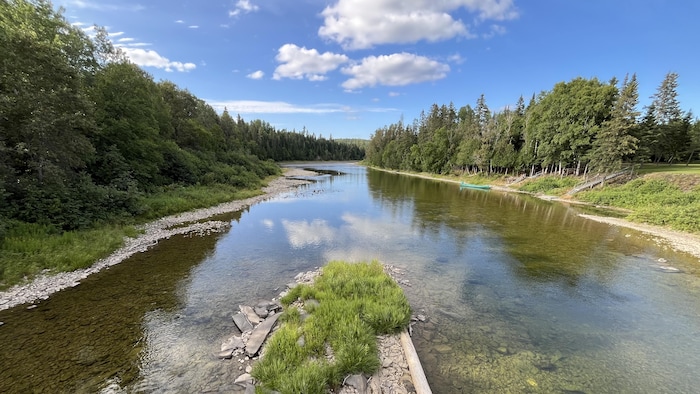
left=252, top=260, right=411, bottom=393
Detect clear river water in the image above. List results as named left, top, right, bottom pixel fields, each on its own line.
left=1, top=163, right=699, bottom=393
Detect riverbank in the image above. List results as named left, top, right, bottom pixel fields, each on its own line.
left=369, top=166, right=700, bottom=262
left=0, top=168, right=316, bottom=311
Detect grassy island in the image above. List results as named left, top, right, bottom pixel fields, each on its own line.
left=252, top=261, right=412, bottom=394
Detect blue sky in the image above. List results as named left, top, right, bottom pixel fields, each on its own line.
left=57, top=0, right=700, bottom=139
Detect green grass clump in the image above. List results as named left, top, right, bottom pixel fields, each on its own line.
left=0, top=222, right=135, bottom=290
left=579, top=177, right=700, bottom=233
left=518, top=175, right=580, bottom=195
left=252, top=260, right=411, bottom=394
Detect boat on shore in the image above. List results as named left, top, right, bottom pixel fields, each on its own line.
left=460, top=182, right=491, bottom=190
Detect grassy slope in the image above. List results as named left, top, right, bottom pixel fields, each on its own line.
left=514, top=164, right=700, bottom=233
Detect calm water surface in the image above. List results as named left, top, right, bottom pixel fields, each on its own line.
left=1, top=163, right=699, bottom=393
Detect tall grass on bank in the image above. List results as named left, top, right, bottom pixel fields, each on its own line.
left=0, top=222, right=137, bottom=290
left=252, top=261, right=411, bottom=394
left=138, top=184, right=263, bottom=220
left=518, top=175, right=580, bottom=195
left=579, top=178, right=700, bottom=233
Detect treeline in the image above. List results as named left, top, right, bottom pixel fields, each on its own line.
left=233, top=121, right=364, bottom=162
left=0, top=0, right=362, bottom=234
left=367, top=73, right=700, bottom=176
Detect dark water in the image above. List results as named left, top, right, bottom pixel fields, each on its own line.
left=1, top=164, right=699, bottom=393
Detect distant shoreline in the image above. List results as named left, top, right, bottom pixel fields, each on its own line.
left=368, top=166, right=700, bottom=261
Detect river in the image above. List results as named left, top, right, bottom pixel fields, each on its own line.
left=1, top=163, right=699, bottom=393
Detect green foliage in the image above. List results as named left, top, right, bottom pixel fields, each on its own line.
left=579, top=177, right=700, bottom=232
left=367, top=72, right=694, bottom=180
left=252, top=261, right=411, bottom=393
left=518, top=176, right=579, bottom=195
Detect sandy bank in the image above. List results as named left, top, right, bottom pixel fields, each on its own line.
left=0, top=169, right=316, bottom=311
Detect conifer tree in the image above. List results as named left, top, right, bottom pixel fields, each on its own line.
left=590, top=74, right=639, bottom=174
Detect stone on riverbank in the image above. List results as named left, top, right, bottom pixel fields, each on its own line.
left=239, top=305, right=262, bottom=324
left=245, top=313, right=281, bottom=357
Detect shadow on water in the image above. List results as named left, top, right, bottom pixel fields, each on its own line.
left=0, top=222, right=233, bottom=393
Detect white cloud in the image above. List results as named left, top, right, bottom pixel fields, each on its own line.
left=207, top=100, right=348, bottom=114
left=175, top=20, right=185, bottom=24
left=120, top=48, right=196, bottom=72
left=108, top=31, right=124, bottom=37
left=262, top=219, right=274, bottom=230
left=447, top=53, right=465, bottom=64
left=188, top=25, right=199, bottom=29
left=122, top=42, right=151, bottom=47
left=483, top=24, right=507, bottom=38
left=282, top=219, right=336, bottom=248
left=247, top=70, right=265, bottom=79
left=65, top=0, right=144, bottom=12
left=341, top=53, right=449, bottom=90
left=229, top=0, right=259, bottom=17
left=117, top=37, right=134, bottom=42
left=318, top=0, right=518, bottom=50
left=388, top=91, right=401, bottom=97
left=273, top=44, right=349, bottom=81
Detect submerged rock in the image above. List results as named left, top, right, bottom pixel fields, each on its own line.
left=232, top=312, right=254, bottom=333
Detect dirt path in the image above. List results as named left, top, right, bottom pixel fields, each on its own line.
left=0, top=169, right=316, bottom=311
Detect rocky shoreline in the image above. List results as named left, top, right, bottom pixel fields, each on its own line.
left=0, top=168, right=317, bottom=311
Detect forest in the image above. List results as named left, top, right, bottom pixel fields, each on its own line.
left=0, top=0, right=363, bottom=236
left=365, top=73, right=700, bottom=177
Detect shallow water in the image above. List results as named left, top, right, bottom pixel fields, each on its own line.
left=1, top=164, right=699, bottom=393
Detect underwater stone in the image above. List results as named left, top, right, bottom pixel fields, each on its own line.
left=434, top=344, right=452, bottom=354
left=232, top=312, right=254, bottom=333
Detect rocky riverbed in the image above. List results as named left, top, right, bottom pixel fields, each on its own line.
left=0, top=168, right=317, bottom=311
